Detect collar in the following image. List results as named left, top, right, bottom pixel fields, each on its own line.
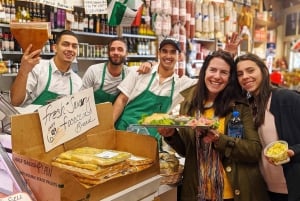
left=50, top=58, right=71, bottom=76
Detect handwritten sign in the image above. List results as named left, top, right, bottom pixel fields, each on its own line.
left=0, top=192, right=33, bottom=201
left=38, top=88, right=99, bottom=152
left=84, top=0, right=107, bottom=14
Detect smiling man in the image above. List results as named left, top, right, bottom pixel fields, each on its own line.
left=113, top=37, right=197, bottom=144
left=10, top=30, right=82, bottom=107
left=81, top=37, right=152, bottom=104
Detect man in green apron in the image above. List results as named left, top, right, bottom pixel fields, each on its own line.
left=113, top=38, right=197, bottom=147
left=81, top=37, right=152, bottom=104
left=10, top=30, right=82, bottom=107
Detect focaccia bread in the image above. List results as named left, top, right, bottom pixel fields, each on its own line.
left=57, top=147, right=131, bottom=166
left=52, top=160, right=130, bottom=179
left=126, top=155, right=154, bottom=166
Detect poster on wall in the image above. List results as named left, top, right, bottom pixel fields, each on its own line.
left=266, top=43, right=276, bottom=57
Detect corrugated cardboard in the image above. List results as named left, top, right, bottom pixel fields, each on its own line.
left=11, top=103, right=160, bottom=201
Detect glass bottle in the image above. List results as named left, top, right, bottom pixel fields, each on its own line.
left=88, top=14, right=94, bottom=32
left=94, top=14, right=100, bottom=33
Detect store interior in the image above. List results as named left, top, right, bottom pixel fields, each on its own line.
left=1, top=0, right=300, bottom=200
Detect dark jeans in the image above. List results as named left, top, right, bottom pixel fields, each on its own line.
left=268, top=191, right=288, bottom=201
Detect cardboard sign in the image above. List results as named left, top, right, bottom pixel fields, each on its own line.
left=38, top=88, right=99, bottom=152
left=0, top=192, right=33, bottom=201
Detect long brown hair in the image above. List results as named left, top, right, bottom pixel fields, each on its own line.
left=235, top=53, right=272, bottom=128
left=190, top=50, right=242, bottom=117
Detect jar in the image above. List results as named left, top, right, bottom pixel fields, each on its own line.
left=12, top=63, right=20, bottom=73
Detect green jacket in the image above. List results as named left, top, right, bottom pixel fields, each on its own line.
left=164, top=86, right=270, bottom=201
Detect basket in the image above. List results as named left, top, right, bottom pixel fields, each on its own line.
left=160, top=165, right=184, bottom=185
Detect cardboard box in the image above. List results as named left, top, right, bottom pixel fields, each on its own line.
left=11, top=103, right=160, bottom=201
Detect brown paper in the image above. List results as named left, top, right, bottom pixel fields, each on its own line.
left=10, top=22, right=51, bottom=52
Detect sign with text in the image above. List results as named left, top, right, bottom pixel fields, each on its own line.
left=84, top=0, right=108, bottom=14
left=38, top=88, right=99, bottom=152
left=27, top=0, right=74, bottom=10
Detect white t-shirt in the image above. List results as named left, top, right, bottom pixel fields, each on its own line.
left=81, top=63, right=138, bottom=95
left=118, top=70, right=198, bottom=112
left=22, top=58, right=82, bottom=106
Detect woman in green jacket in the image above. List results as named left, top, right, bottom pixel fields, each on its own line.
left=158, top=50, right=270, bottom=201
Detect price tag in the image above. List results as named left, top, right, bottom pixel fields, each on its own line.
left=96, top=151, right=119, bottom=159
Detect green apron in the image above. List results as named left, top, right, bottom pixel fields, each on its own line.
left=94, top=63, right=125, bottom=104
left=32, top=64, right=72, bottom=106
left=115, top=72, right=175, bottom=142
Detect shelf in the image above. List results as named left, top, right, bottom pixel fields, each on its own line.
left=192, top=38, right=216, bottom=43
left=77, top=57, right=108, bottom=61
left=0, top=73, right=17, bottom=77
left=192, top=60, right=204, bottom=63
left=122, top=33, right=157, bottom=39
left=1, top=51, right=54, bottom=56
left=127, top=54, right=156, bottom=59
left=52, top=28, right=118, bottom=38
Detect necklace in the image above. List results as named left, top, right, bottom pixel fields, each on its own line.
left=204, top=101, right=213, bottom=108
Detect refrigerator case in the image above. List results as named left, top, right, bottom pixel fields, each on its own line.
left=0, top=94, right=19, bottom=134
left=0, top=142, right=36, bottom=200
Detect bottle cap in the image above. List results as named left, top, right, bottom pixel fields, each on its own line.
left=232, top=110, right=240, bottom=118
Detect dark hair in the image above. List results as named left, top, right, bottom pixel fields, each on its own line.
left=108, top=37, right=127, bottom=52
left=55, top=30, right=78, bottom=44
left=191, top=50, right=242, bottom=117
left=235, top=53, right=272, bottom=128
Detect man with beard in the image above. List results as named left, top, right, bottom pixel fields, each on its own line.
left=10, top=30, right=82, bottom=107
left=113, top=37, right=197, bottom=144
left=81, top=37, right=152, bottom=104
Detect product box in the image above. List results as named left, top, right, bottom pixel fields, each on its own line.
left=11, top=103, right=160, bottom=201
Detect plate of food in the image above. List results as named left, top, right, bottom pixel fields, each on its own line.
left=137, top=113, right=219, bottom=129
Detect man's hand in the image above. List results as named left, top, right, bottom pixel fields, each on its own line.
left=136, top=61, right=154, bottom=74
left=19, top=44, right=41, bottom=75
left=224, top=32, right=241, bottom=57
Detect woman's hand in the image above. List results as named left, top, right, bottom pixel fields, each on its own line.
left=202, top=129, right=220, bottom=144
left=157, top=127, right=176, bottom=138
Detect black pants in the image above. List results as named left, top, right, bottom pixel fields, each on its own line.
left=268, top=191, right=288, bottom=201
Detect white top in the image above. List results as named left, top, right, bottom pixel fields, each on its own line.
left=81, top=63, right=138, bottom=95
left=258, top=94, right=288, bottom=194
left=118, top=70, right=198, bottom=112
left=22, top=58, right=82, bottom=106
